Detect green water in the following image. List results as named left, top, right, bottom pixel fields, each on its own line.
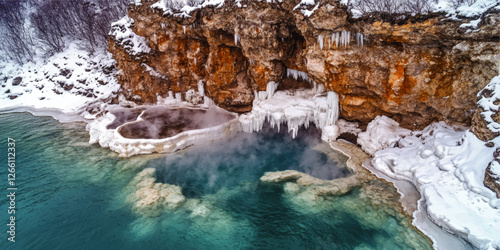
left=0, top=112, right=431, bottom=249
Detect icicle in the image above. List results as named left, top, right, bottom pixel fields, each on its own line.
left=286, top=68, right=312, bottom=83
left=356, top=33, right=364, bottom=47
left=168, top=91, right=174, bottom=99
left=161, top=23, right=165, bottom=29
left=318, top=34, right=324, bottom=50
left=326, top=91, right=339, bottom=126
left=197, top=81, right=204, bottom=97
left=183, top=26, right=186, bottom=34
left=316, top=83, right=325, bottom=93
left=203, top=96, right=213, bottom=108
left=234, top=33, right=240, bottom=46
left=266, top=81, right=279, bottom=99
left=258, top=91, right=267, bottom=100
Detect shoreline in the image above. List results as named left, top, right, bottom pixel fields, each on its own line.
left=329, top=139, right=470, bottom=249
left=0, top=107, right=473, bottom=249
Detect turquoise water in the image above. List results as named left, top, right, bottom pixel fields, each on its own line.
left=0, top=112, right=431, bottom=249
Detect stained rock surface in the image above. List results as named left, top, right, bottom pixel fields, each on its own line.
left=109, top=0, right=500, bottom=129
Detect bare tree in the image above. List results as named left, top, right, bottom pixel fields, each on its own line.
left=0, top=0, right=36, bottom=64
left=349, top=0, right=438, bottom=15
left=0, top=0, right=129, bottom=63
left=447, top=0, right=478, bottom=9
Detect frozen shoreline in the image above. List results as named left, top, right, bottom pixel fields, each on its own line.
left=328, top=139, right=470, bottom=249
left=356, top=116, right=500, bottom=250
left=2, top=85, right=497, bottom=249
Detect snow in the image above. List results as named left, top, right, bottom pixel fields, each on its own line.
left=347, top=0, right=500, bottom=19
left=142, top=63, right=167, bottom=79
left=143, top=0, right=498, bottom=21
left=477, top=75, right=500, bottom=135
left=109, top=16, right=151, bottom=56
left=0, top=42, right=119, bottom=115
left=435, top=0, right=500, bottom=18
left=240, top=87, right=340, bottom=140
left=357, top=116, right=412, bottom=156
left=149, top=0, right=223, bottom=17
left=491, top=161, right=500, bottom=179
left=293, top=0, right=319, bottom=17
left=358, top=116, right=500, bottom=249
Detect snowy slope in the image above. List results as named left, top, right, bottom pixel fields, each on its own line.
left=358, top=116, right=500, bottom=249
left=0, top=42, right=120, bottom=116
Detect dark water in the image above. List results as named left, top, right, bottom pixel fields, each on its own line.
left=0, top=112, right=431, bottom=250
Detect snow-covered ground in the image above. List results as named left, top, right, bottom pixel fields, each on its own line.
left=357, top=115, right=500, bottom=249
left=141, top=0, right=500, bottom=22
left=0, top=42, right=120, bottom=117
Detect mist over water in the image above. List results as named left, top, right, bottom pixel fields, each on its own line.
left=117, top=107, right=235, bottom=139
left=150, top=124, right=351, bottom=198
left=0, top=112, right=432, bottom=250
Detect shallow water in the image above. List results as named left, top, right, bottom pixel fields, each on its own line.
left=0, top=112, right=432, bottom=249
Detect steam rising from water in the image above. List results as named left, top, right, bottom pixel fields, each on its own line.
left=118, top=106, right=236, bottom=139
left=148, top=124, right=350, bottom=198
left=0, top=112, right=432, bottom=249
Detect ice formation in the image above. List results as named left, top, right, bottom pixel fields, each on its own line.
left=356, top=33, right=364, bottom=47
left=88, top=107, right=240, bottom=157
left=240, top=86, right=340, bottom=140
left=357, top=116, right=500, bottom=249
left=317, top=34, right=324, bottom=49
left=286, top=68, right=312, bottom=83
left=234, top=33, right=240, bottom=46
left=331, top=31, right=350, bottom=48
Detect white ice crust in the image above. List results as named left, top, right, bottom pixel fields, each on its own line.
left=88, top=107, right=241, bottom=157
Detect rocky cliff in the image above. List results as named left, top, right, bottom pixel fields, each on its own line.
left=108, top=0, right=500, bottom=129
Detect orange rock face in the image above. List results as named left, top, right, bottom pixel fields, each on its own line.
left=109, top=0, right=499, bottom=128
